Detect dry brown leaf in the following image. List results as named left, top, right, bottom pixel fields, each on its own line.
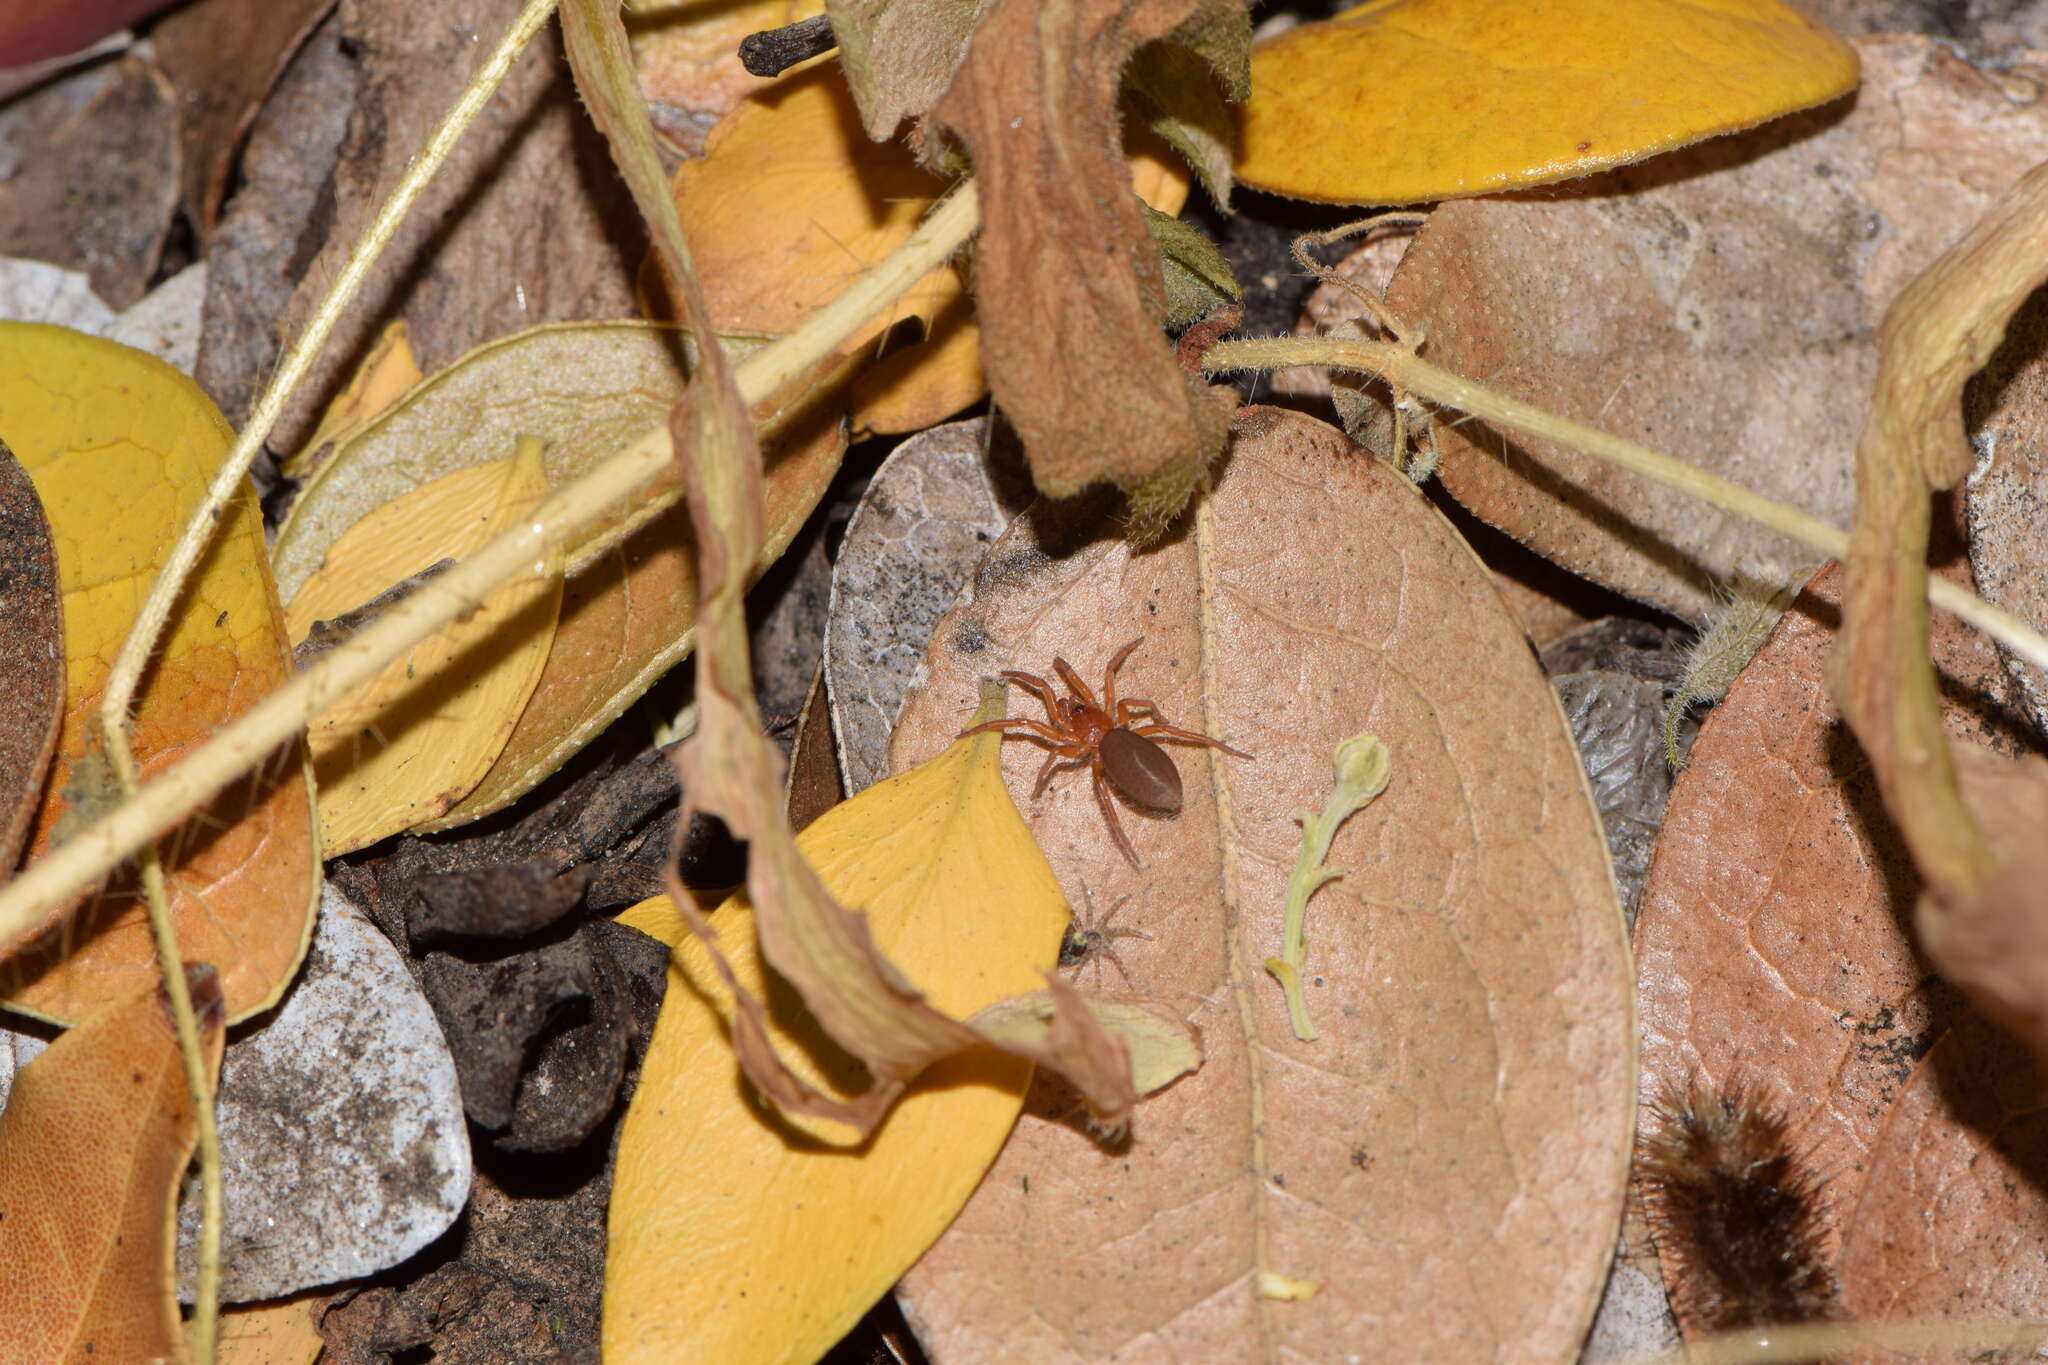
left=266, top=0, right=642, bottom=453
left=271, top=322, right=848, bottom=829
left=785, top=669, right=842, bottom=833
left=828, top=0, right=990, bottom=138
left=932, top=0, right=1238, bottom=511
left=889, top=408, right=1632, bottom=1362
left=0, top=441, right=62, bottom=882
left=0, top=55, right=178, bottom=309
left=1384, top=36, right=2048, bottom=619
left=0, top=965, right=225, bottom=1364
left=1634, top=562, right=2048, bottom=1342
left=151, top=0, right=334, bottom=237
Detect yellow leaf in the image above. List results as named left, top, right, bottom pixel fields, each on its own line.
left=605, top=722, right=1069, bottom=1365
left=0, top=965, right=224, bottom=1365
left=199, top=1293, right=326, bottom=1365
left=1236, top=0, right=1858, bottom=205
left=285, top=438, right=561, bottom=855
left=284, top=319, right=422, bottom=481
left=670, top=63, right=1190, bottom=436
left=0, top=323, right=320, bottom=1025
left=271, top=323, right=848, bottom=832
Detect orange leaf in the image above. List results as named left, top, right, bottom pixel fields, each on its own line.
left=1237, top=0, right=1858, bottom=205
left=0, top=324, right=319, bottom=1025
left=0, top=965, right=225, bottom=1364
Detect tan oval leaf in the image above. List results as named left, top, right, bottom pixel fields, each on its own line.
left=1383, top=36, right=2048, bottom=618
left=889, top=409, right=1633, bottom=1362
left=285, top=440, right=561, bottom=855
left=272, top=321, right=847, bottom=830
left=1635, top=562, right=2048, bottom=1339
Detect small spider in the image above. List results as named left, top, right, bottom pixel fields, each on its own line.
left=962, top=637, right=1250, bottom=865
left=1058, top=888, right=1155, bottom=987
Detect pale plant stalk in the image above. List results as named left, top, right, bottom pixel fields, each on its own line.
left=1204, top=335, right=2048, bottom=677
left=96, top=9, right=558, bottom=1360
left=0, top=184, right=982, bottom=951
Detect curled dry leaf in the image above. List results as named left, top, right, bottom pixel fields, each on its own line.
left=668, top=62, right=1188, bottom=438
left=1385, top=36, right=2048, bottom=619
left=285, top=440, right=561, bottom=855
left=606, top=711, right=1194, bottom=1363
left=271, top=322, right=847, bottom=830
left=0, top=965, right=225, bottom=1365
left=827, top=0, right=989, bottom=138
left=1833, top=149, right=2048, bottom=1064
left=932, top=0, right=1235, bottom=510
left=1634, top=563, right=2048, bottom=1342
left=890, top=408, right=1632, bottom=1363
left=1237, top=0, right=1855, bottom=206
left=0, top=441, right=63, bottom=881
left=0, top=324, right=318, bottom=1025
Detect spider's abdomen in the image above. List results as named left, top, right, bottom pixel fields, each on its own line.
left=1101, top=727, right=1182, bottom=813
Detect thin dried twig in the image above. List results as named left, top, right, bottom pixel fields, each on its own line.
left=1202, top=334, right=2048, bottom=679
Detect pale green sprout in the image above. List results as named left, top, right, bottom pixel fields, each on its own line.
left=1266, top=733, right=1392, bottom=1042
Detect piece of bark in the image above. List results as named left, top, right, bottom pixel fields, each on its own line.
left=891, top=408, right=1631, bottom=1363
left=932, top=0, right=1236, bottom=504
left=197, top=10, right=360, bottom=427
left=0, top=442, right=61, bottom=883
left=151, top=0, right=335, bottom=237
left=0, top=55, right=178, bottom=308
left=823, top=416, right=1034, bottom=794
left=785, top=669, right=843, bottom=833
left=1386, top=36, right=2048, bottom=619
left=265, top=0, right=644, bottom=455
left=1634, top=562, right=2048, bottom=1343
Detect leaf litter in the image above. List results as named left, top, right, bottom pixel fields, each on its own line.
left=889, top=408, right=1632, bottom=1363
left=1386, top=35, right=2048, bottom=619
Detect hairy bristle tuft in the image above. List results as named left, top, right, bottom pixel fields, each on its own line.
left=1638, top=1077, right=1837, bottom=1336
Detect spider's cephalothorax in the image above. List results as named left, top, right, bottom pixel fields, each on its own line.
left=961, top=638, right=1250, bottom=865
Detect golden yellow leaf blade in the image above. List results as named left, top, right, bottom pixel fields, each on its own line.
left=0, top=322, right=319, bottom=1025
left=1237, top=0, right=1858, bottom=206
left=286, top=439, right=562, bottom=855
left=285, top=319, right=422, bottom=481
left=605, top=725, right=1068, bottom=1365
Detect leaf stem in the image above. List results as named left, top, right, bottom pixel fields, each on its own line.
left=90, top=10, right=556, bottom=1359
left=0, top=183, right=982, bottom=952
left=1203, top=335, right=2048, bottom=678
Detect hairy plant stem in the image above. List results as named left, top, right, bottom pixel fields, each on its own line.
left=88, top=7, right=558, bottom=1359
left=0, top=183, right=981, bottom=960
left=1203, top=334, right=2048, bottom=678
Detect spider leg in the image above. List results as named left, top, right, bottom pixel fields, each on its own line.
left=997, top=669, right=1065, bottom=727
left=1092, top=761, right=1142, bottom=867
left=1052, top=656, right=1101, bottom=711
left=1101, top=638, right=1143, bottom=711
left=1115, top=696, right=1164, bottom=728
left=960, top=717, right=1069, bottom=747
left=1129, top=720, right=1254, bottom=760
left=1034, top=748, right=1090, bottom=797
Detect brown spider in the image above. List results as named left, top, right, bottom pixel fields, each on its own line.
left=961, top=637, right=1250, bottom=865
